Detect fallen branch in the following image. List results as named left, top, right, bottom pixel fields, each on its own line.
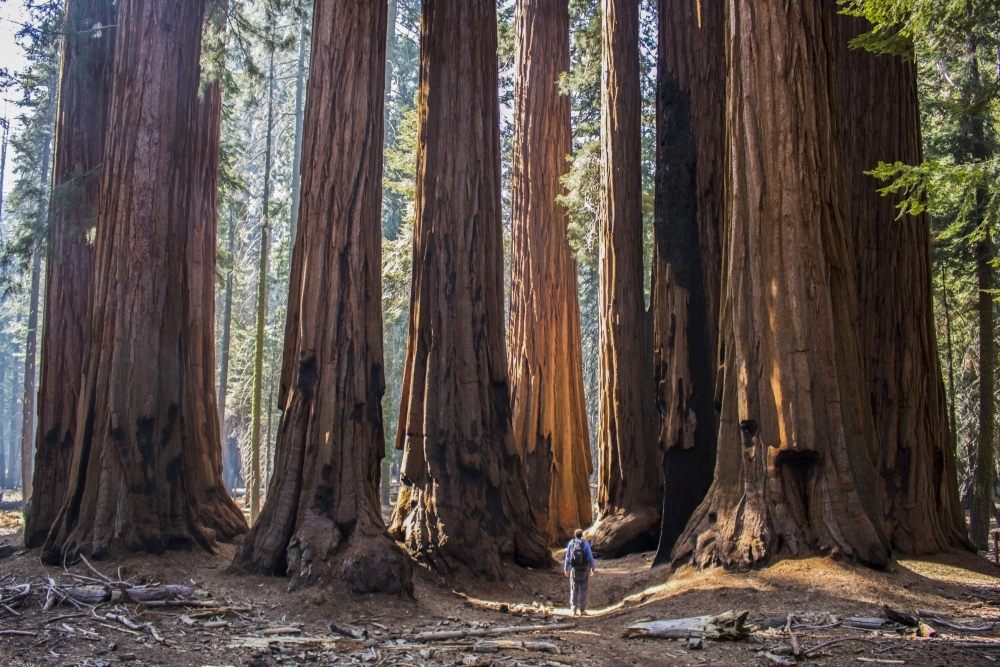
left=413, top=622, right=576, bottom=642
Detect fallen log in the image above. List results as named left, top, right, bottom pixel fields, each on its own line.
left=623, top=610, right=750, bottom=640
left=412, top=622, right=576, bottom=642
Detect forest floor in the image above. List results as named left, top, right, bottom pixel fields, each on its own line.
left=1, top=502, right=999, bottom=666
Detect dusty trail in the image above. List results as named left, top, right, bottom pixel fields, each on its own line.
left=1, top=508, right=999, bottom=666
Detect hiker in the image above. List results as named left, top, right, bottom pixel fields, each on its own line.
left=564, top=528, right=596, bottom=616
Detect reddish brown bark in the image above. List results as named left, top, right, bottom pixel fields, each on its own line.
left=234, top=1, right=411, bottom=595
left=25, top=0, right=115, bottom=548
left=589, top=0, right=661, bottom=557
left=508, top=0, right=592, bottom=545
left=673, top=0, right=890, bottom=569
left=836, top=16, right=968, bottom=553
left=42, top=0, right=246, bottom=562
left=389, top=0, right=550, bottom=578
left=650, top=0, right=724, bottom=565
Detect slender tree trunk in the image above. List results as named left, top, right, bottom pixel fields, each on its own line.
left=389, top=0, right=550, bottom=578
left=8, top=336, right=20, bottom=489
left=508, top=0, right=592, bottom=545
left=19, top=69, right=57, bottom=502
left=218, top=208, right=237, bottom=491
left=288, top=5, right=308, bottom=244
left=940, top=264, right=959, bottom=482
left=42, top=0, right=247, bottom=563
left=249, top=36, right=276, bottom=522
left=19, top=249, right=42, bottom=500
left=589, top=0, right=660, bottom=557
left=26, top=0, right=115, bottom=547
left=836, top=15, right=968, bottom=553
left=0, top=355, right=6, bottom=490
left=650, top=0, right=724, bottom=566
left=966, top=28, right=995, bottom=550
left=673, top=0, right=890, bottom=569
left=0, top=117, right=8, bottom=223
left=235, top=0, right=411, bottom=594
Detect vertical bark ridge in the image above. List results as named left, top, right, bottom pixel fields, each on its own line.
left=650, top=0, right=724, bottom=564
left=26, top=0, right=116, bottom=547
left=836, top=15, right=968, bottom=553
left=508, top=0, right=592, bottom=545
left=589, top=0, right=661, bottom=557
left=389, top=0, right=551, bottom=579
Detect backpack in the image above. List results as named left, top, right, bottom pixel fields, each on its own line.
left=570, top=539, right=588, bottom=571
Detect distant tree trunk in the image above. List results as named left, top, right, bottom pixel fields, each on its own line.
left=8, top=342, right=19, bottom=489
left=389, top=0, right=550, bottom=578
left=19, top=249, right=42, bottom=500
left=218, top=208, right=237, bottom=490
left=0, top=117, right=8, bottom=223
left=836, top=15, right=968, bottom=554
left=966, top=29, right=995, bottom=550
left=235, top=0, right=411, bottom=594
left=672, top=0, right=890, bottom=570
left=0, top=356, right=6, bottom=489
left=248, top=36, right=277, bottom=522
left=589, top=0, right=660, bottom=557
left=508, top=0, right=592, bottom=545
left=26, top=0, right=115, bottom=547
left=650, top=0, right=724, bottom=566
left=288, top=5, right=308, bottom=243
left=19, top=69, right=56, bottom=502
left=42, top=0, right=247, bottom=563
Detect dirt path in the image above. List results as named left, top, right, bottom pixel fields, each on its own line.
left=1, top=511, right=999, bottom=666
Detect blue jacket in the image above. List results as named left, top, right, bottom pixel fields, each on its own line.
left=564, top=537, right=595, bottom=573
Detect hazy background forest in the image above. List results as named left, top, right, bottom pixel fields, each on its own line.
left=0, top=0, right=996, bottom=529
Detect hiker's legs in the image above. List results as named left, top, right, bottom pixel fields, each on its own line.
left=571, top=570, right=589, bottom=613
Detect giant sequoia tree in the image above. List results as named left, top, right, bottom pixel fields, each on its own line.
left=235, top=1, right=412, bottom=595
left=389, top=0, right=550, bottom=578
left=42, top=0, right=246, bottom=562
left=25, top=0, right=115, bottom=548
left=589, top=0, right=661, bottom=556
left=508, top=0, right=592, bottom=545
left=673, top=0, right=890, bottom=569
left=836, top=15, right=967, bottom=553
left=650, top=0, right=724, bottom=565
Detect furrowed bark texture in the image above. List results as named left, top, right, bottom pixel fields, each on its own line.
left=590, top=0, right=661, bottom=557
left=650, top=0, right=724, bottom=565
left=508, top=0, right=592, bottom=544
left=234, top=1, right=412, bottom=595
left=673, top=0, right=890, bottom=570
left=26, top=0, right=115, bottom=548
left=389, top=0, right=551, bottom=578
left=836, top=15, right=968, bottom=554
left=42, top=0, right=247, bottom=563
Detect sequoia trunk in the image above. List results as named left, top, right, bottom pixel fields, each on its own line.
left=234, top=1, right=411, bottom=594
left=836, top=15, right=968, bottom=553
left=650, top=0, right=724, bottom=565
left=508, top=0, right=592, bottom=544
left=26, top=0, right=115, bottom=547
left=42, top=0, right=247, bottom=562
left=673, top=0, right=890, bottom=569
left=389, top=0, right=550, bottom=578
left=589, top=0, right=661, bottom=556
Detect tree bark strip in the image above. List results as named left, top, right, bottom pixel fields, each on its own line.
left=650, top=0, right=724, bottom=565
left=836, top=15, right=968, bottom=553
left=26, top=0, right=116, bottom=547
left=42, top=0, right=247, bottom=562
left=508, top=0, right=592, bottom=545
left=673, top=0, right=890, bottom=569
left=389, top=0, right=550, bottom=578
left=589, top=0, right=661, bottom=557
